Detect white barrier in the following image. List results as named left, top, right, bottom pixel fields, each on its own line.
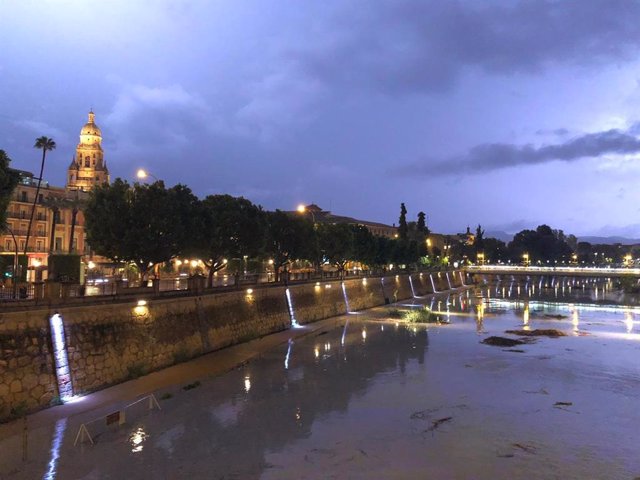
left=73, top=393, right=161, bottom=446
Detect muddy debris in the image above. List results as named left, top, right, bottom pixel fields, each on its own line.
left=503, top=349, right=525, bottom=353
left=554, top=401, right=573, bottom=407
left=512, top=443, right=537, bottom=454
left=424, top=417, right=452, bottom=433
left=497, top=453, right=515, bottom=458
left=481, top=336, right=526, bottom=347
left=506, top=329, right=566, bottom=337
left=543, top=314, right=567, bottom=319
left=524, top=388, right=549, bottom=395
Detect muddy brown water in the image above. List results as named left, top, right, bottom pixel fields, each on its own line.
left=2, top=287, right=640, bottom=479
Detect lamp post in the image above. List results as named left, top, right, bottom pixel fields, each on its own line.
left=296, top=204, right=316, bottom=223
left=5, top=226, right=20, bottom=299
left=136, top=168, right=158, bottom=182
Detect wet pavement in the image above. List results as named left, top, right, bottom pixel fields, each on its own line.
left=2, top=285, right=640, bottom=479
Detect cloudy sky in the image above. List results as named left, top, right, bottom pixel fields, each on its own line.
left=2, top=0, right=640, bottom=237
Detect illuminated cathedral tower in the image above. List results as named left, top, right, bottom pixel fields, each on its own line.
left=66, top=110, right=110, bottom=191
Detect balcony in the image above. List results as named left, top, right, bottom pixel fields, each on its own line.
left=2, top=230, right=47, bottom=237
left=6, top=212, right=47, bottom=221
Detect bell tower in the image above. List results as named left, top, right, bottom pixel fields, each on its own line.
left=66, top=110, right=110, bottom=191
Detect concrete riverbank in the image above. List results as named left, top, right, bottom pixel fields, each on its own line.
left=0, top=271, right=469, bottom=421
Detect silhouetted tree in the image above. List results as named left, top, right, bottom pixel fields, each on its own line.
left=0, top=150, right=19, bottom=231
left=188, top=194, right=266, bottom=287
left=398, top=203, right=408, bottom=240
left=264, top=210, right=314, bottom=282
left=25, top=137, right=55, bottom=254
left=84, top=179, right=198, bottom=280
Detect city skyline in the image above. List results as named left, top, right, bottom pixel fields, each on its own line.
left=2, top=1, right=640, bottom=237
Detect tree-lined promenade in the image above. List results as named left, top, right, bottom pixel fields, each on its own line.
left=84, top=181, right=431, bottom=285
left=2, top=144, right=640, bottom=291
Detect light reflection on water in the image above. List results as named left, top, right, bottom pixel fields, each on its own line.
left=11, top=283, right=640, bottom=480
left=128, top=426, right=148, bottom=454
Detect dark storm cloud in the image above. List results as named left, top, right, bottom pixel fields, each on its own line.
left=289, top=0, right=640, bottom=94
left=401, top=128, right=640, bottom=176
left=536, top=128, right=569, bottom=137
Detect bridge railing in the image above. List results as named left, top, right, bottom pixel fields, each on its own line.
left=466, top=265, right=640, bottom=275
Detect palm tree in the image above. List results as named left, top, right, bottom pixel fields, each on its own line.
left=67, top=195, right=85, bottom=253
left=24, top=137, right=55, bottom=256
left=42, top=195, right=65, bottom=253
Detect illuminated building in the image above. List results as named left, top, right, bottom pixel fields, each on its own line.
left=292, top=204, right=397, bottom=238
left=66, top=110, right=110, bottom=191
left=0, top=111, right=108, bottom=282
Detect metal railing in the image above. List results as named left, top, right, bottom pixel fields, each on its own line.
left=0, top=284, right=35, bottom=300
left=0, top=268, right=460, bottom=304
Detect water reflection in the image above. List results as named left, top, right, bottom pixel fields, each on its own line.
left=624, top=311, right=634, bottom=334
left=475, top=275, right=638, bottom=307
left=475, top=303, right=485, bottom=334
left=128, top=426, right=148, bottom=454
left=116, top=323, right=429, bottom=478
left=43, top=418, right=67, bottom=480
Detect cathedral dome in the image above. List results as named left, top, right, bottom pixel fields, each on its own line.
left=80, top=111, right=101, bottom=137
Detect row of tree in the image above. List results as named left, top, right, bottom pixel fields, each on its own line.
left=84, top=180, right=431, bottom=284
left=454, top=224, right=636, bottom=265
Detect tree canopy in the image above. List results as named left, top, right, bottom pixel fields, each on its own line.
left=0, top=150, right=19, bottom=231
left=188, top=194, right=267, bottom=286
left=84, top=180, right=198, bottom=278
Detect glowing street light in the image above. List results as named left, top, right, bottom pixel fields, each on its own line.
left=296, top=203, right=316, bottom=223
left=136, top=169, right=158, bottom=181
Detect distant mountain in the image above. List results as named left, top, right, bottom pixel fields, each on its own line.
left=485, top=230, right=514, bottom=243
left=578, top=236, right=640, bottom=245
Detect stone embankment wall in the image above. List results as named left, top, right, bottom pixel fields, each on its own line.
left=0, top=271, right=466, bottom=420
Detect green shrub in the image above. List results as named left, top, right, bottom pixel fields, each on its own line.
left=172, top=347, right=189, bottom=364
left=9, top=401, right=27, bottom=419
left=182, top=381, right=201, bottom=391
left=127, top=362, right=147, bottom=380
left=402, top=308, right=441, bottom=324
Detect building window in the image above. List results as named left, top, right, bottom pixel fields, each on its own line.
left=5, top=240, right=11, bottom=251
left=85, top=157, right=90, bottom=167
left=36, top=241, right=43, bottom=251
left=20, top=191, right=27, bottom=202
left=38, top=194, right=43, bottom=204
left=20, top=241, right=25, bottom=251
left=72, top=238, right=78, bottom=252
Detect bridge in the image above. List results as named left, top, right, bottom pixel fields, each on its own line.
left=465, top=265, right=640, bottom=279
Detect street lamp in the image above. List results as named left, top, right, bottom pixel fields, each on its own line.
left=522, top=252, right=530, bottom=267
left=136, top=169, right=158, bottom=182
left=296, top=204, right=316, bottom=223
